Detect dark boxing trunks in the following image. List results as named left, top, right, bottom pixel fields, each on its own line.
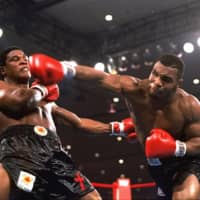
left=147, top=156, right=200, bottom=200
left=0, top=125, right=95, bottom=200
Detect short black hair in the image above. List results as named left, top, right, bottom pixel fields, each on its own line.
left=156, top=54, right=185, bottom=79
left=0, top=46, right=23, bottom=66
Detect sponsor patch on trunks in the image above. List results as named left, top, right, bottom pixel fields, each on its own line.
left=17, top=171, right=36, bottom=192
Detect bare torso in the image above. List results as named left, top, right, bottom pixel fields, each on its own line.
left=0, top=103, right=56, bottom=135
left=124, top=80, right=190, bottom=146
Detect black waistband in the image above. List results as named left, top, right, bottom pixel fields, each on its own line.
left=0, top=124, right=55, bottom=140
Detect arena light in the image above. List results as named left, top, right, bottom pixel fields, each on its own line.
left=94, top=62, right=105, bottom=71
left=105, top=14, right=113, bottom=22
left=121, top=56, right=126, bottom=61
left=197, top=37, right=200, bottom=47
left=177, top=52, right=183, bottom=58
left=116, top=136, right=122, bottom=142
left=100, top=169, right=105, bottom=175
left=118, top=65, right=128, bottom=72
left=113, top=97, right=119, bottom=103
left=193, top=78, right=199, bottom=85
left=108, top=57, right=114, bottom=63
left=0, top=28, right=3, bottom=38
left=118, top=159, right=124, bottom=164
left=183, top=42, right=194, bottom=54
left=94, top=152, right=100, bottom=158
left=118, top=55, right=128, bottom=72
left=66, top=145, right=71, bottom=150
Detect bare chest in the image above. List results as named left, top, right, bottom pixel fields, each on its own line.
left=126, top=98, right=185, bottom=143
left=0, top=104, right=56, bottom=133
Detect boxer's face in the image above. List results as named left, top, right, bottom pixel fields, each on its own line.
left=148, top=61, right=180, bottom=99
left=3, top=49, right=31, bottom=82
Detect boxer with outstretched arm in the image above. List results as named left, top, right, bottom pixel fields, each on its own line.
left=30, top=53, right=200, bottom=199
left=0, top=47, right=135, bottom=200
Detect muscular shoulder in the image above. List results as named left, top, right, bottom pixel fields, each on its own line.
left=178, top=89, right=200, bottom=121
left=120, top=75, right=143, bottom=93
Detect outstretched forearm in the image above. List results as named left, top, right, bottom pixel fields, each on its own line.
left=78, top=118, right=111, bottom=134
left=52, top=105, right=111, bottom=134
left=74, top=65, right=122, bottom=93
left=75, top=65, right=108, bottom=81
left=29, top=54, right=134, bottom=94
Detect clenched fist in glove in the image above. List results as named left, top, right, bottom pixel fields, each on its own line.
left=145, top=128, right=186, bottom=158
left=110, top=118, right=136, bottom=137
left=29, top=54, right=77, bottom=85
left=31, top=80, right=60, bottom=102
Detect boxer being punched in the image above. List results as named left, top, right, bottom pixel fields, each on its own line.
left=0, top=47, right=135, bottom=200
left=31, top=53, right=200, bottom=199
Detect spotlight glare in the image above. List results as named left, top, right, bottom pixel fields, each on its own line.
left=94, top=62, right=105, bottom=71
left=193, top=78, right=199, bottom=85
left=197, top=37, right=200, bottom=47
left=116, top=136, right=122, bottom=142
left=118, top=159, right=124, bottom=164
left=177, top=53, right=183, bottom=58
left=121, top=56, right=126, bottom=61
left=183, top=42, right=194, bottom=54
left=108, top=57, right=113, bottom=63
left=0, top=28, right=3, bottom=38
left=66, top=145, right=71, bottom=150
left=105, top=14, right=113, bottom=21
left=113, top=97, right=119, bottom=103
left=94, top=152, right=100, bottom=158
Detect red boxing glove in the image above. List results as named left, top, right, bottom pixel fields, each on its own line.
left=29, top=54, right=76, bottom=85
left=110, top=118, right=135, bottom=136
left=31, top=80, right=59, bottom=102
left=145, top=128, right=186, bottom=158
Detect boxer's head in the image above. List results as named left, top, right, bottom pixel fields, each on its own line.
left=149, top=54, right=185, bottom=99
left=156, top=54, right=185, bottom=79
left=0, top=46, right=31, bottom=83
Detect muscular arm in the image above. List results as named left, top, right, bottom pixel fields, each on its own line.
left=29, top=54, right=140, bottom=94
left=183, top=95, right=200, bottom=156
left=0, top=81, right=42, bottom=113
left=75, top=65, right=139, bottom=94
left=52, top=105, right=111, bottom=134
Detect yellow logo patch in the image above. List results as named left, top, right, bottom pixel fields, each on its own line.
left=34, top=125, right=48, bottom=136
left=17, top=171, right=36, bottom=192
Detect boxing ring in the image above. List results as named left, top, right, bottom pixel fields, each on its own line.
left=92, top=178, right=156, bottom=199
